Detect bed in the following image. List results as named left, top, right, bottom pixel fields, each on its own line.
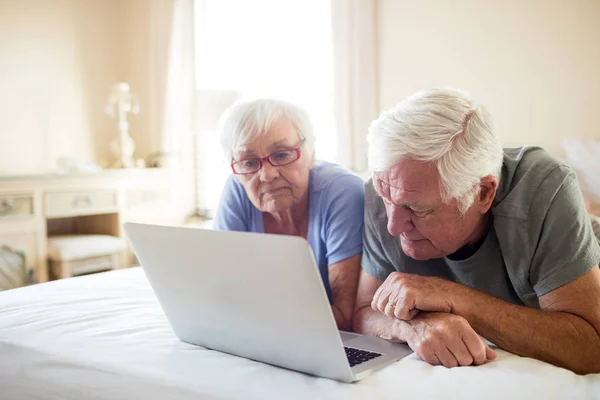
left=1, top=267, right=599, bottom=400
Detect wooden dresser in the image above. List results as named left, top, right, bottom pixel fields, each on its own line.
left=0, top=168, right=190, bottom=283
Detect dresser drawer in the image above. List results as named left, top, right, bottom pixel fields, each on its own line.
left=45, top=190, right=118, bottom=218
left=125, top=188, right=171, bottom=211
left=0, top=194, right=34, bottom=219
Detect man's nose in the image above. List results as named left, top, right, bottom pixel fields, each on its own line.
left=387, top=205, right=414, bottom=236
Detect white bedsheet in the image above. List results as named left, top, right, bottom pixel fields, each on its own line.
left=0, top=268, right=598, bottom=400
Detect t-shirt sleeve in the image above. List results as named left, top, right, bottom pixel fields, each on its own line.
left=529, top=167, right=600, bottom=296
left=323, top=175, right=365, bottom=266
left=212, top=175, right=250, bottom=232
left=361, top=180, right=397, bottom=282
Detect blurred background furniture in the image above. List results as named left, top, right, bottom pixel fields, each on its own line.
left=0, top=245, right=27, bottom=290
left=0, top=168, right=188, bottom=285
left=48, top=234, right=126, bottom=279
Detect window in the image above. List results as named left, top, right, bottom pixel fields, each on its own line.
left=193, top=0, right=336, bottom=212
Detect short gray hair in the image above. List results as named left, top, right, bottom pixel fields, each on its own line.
left=367, top=88, right=503, bottom=213
left=219, top=98, right=316, bottom=162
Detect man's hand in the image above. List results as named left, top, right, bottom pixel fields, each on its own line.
left=354, top=270, right=496, bottom=368
left=372, top=272, right=466, bottom=320
left=404, top=312, right=496, bottom=367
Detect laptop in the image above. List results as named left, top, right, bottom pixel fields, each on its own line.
left=123, top=222, right=413, bottom=382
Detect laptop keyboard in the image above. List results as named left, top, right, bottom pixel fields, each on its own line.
left=344, top=346, right=382, bottom=367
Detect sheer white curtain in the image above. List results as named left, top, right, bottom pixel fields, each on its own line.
left=331, top=0, right=378, bottom=174
left=124, top=0, right=195, bottom=162
left=159, top=0, right=195, bottom=158
left=194, top=0, right=337, bottom=211
left=130, top=0, right=196, bottom=214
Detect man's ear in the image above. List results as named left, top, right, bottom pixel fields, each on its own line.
left=478, top=175, right=498, bottom=213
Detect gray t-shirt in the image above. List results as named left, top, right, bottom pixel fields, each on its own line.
left=362, top=146, right=600, bottom=308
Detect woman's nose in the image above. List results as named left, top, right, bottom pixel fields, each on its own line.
left=387, top=204, right=414, bottom=236
left=258, top=161, right=279, bottom=182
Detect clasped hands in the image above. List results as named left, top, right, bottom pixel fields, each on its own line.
left=371, top=272, right=496, bottom=367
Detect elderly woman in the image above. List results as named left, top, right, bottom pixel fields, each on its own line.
left=213, top=98, right=364, bottom=330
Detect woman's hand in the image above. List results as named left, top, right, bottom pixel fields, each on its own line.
left=329, top=254, right=361, bottom=330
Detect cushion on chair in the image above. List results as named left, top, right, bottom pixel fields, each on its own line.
left=48, top=235, right=126, bottom=262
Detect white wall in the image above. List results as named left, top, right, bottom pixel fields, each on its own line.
left=3, top=0, right=597, bottom=174
left=377, top=0, right=600, bottom=156
left=119, top=0, right=160, bottom=161
left=0, top=0, right=126, bottom=174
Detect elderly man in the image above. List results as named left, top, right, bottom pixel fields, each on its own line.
left=353, top=88, right=600, bottom=374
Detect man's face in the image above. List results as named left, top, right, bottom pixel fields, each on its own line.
left=373, top=159, right=487, bottom=260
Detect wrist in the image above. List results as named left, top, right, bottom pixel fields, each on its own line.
left=448, top=282, right=476, bottom=319
left=392, top=318, right=415, bottom=344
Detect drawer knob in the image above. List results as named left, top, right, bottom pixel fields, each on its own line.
left=72, top=196, right=92, bottom=208
left=1, top=199, right=15, bottom=211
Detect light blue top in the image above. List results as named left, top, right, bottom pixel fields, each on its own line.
left=213, top=161, right=365, bottom=302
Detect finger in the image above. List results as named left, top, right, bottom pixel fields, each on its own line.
left=420, top=351, right=442, bottom=366
left=413, top=344, right=441, bottom=366
left=434, top=347, right=459, bottom=368
left=371, top=294, right=380, bottom=311
left=376, top=291, right=393, bottom=314
left=394, top=295, right=415, bottom=320
left=461, top=333, right=487, bottom=366
left=406, top=308, right=421, bottom=320
left=485, top=345, right=497, bottom=361
left=382, top=292, right=397, bottom=317
left=371, top=284, right=386, bottom=310
left=371, top=287, right=381, bottom=310
left=448, top=339, right=474, bottom=367
left=384, top=302, right=396, bottom=318
left=393, top=300, right=417, bottom=320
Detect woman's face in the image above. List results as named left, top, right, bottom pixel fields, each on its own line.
left=233, top=118, right=314, bottom=214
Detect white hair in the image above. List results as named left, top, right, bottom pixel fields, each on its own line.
left=367, top=88, right=503, bottom=214
left=219, top=98, right=316, bottom=162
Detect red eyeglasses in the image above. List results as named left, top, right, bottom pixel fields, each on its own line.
left=231, top=139, right=305, bottom=175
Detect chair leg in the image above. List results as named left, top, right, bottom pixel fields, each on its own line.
left=60, top=261, right=72, bottom=279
